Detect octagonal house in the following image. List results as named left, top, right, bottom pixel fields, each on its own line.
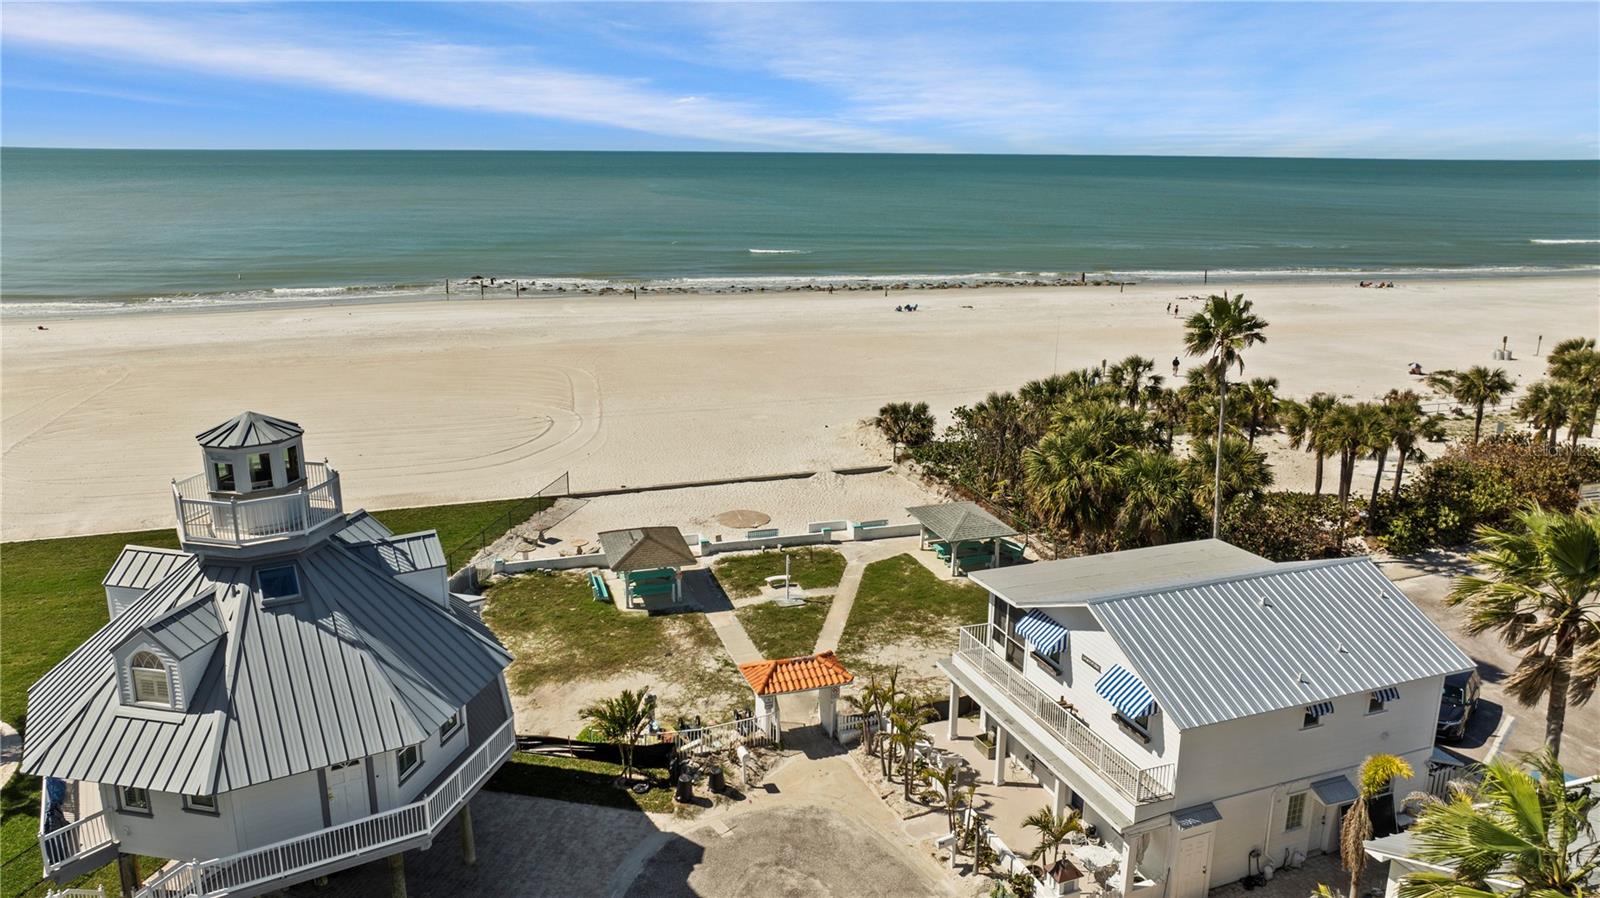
left=25, top=412, right=514, bottom=898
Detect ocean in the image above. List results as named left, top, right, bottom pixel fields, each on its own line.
left=2, top=148, right=1596, bottom=312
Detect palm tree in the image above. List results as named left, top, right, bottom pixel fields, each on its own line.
left=1426, top=366, right=1516, bottom=444
left=1185, top=436, right=1273, bottom=513
left=1022, top=806, right=1083, bottom=870
left=1107, top=355, right=1161, bottom=409
left=1023, top=401, right=1145, bottom=549
left=873, top=401, right=936, bottom=462
left=1399, top=749, right=1595, bottom=898
left=1319, top=402, right=1385, bottom=537
left=1238, top=377, right=1281, bottom=447
left=1515, top=380, right=1570, bottom=451
left=969, top=391, right=1027, bottom=499
left=1341, top=753, right=1415, bottom=898
left=1447, top=506, right=1600, bottom=757
left=922, top=764, right=964, bottom=832
left=579, top=686, right=655, bottom=785
left=888, top=699, right=935, bottom=800
left=1116, top=450, right=1194, bottom=546
left=1282, top=393, right=1340, bottom=497
left=1548, top=337, right=1600, bottom=441
left=1183, top=292, right=1269, bottom=537
left=1384, top=391, right=1446, bottom=499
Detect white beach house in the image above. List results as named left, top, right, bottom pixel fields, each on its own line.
left=938, top=539, right=1474, bottom=898
left=25, top=412, right=515, bottom=898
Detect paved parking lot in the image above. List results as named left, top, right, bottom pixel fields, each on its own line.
left=1381, top=555, right=1599, bottom=776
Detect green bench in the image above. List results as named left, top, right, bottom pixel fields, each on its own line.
left=589, top=573, right=611, bottom=602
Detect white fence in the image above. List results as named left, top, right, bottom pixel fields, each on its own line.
left=671, top=714, right=771, bottom=757
left=171, top=462, right=342, bottom=547
left=39, top=811, right=113, bottom=878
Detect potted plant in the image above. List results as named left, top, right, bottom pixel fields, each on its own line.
left=975, top=730, right=996, bottom=759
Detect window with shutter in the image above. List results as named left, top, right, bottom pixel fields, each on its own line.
left=130, top=651, right=172, bottom=706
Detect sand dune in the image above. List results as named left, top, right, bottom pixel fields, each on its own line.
left=3, top=276, right=1594, bottom=541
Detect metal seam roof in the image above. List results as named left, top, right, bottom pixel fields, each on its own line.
left=1086, top=557, right=1474, bottom=730
left=194, top=411, right=303, bottom=449
left=22, top=514, right=512, bottom=795
left=102, top=546, right=192, bottom=591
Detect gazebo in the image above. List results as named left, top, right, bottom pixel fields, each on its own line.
left=597, top=526, right=696, bottom=608
left=738, top=651, right=855, bottom=745
left=906, top=501, right=1019, bottom=576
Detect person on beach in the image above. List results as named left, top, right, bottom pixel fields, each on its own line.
left=1172, top=357, right=1180, bottom=375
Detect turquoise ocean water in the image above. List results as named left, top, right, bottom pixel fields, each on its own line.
left=2, top=148, right=1596, bottom=311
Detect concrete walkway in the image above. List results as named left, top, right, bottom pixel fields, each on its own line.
left=813, top=539, right=916, bottom=654
left=704, top=608, right=764, bottom=667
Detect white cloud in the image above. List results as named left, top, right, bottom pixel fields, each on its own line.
left=0, top=3, right=946, bottom=152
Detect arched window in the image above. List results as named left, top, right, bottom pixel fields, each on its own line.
left=130, top=651, right=172, bottom=706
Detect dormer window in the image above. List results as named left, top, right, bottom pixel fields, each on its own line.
left=284, top=445, right=302, bottom=482
left=248, top=452, right=273, bottom=490
left=213, top=461, right=236, bottom=492
left=258, top=565, right=301, bottom=605
left=130, top=651, right=172, bottom=706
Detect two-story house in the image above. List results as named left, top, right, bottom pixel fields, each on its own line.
left=939, top=539, right=1473, bottom=898
left=25, top=412, right=516, bottom=898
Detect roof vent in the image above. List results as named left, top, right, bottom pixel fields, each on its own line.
left=1337, top=644, right=1350, bottom=654
left=1258, top=593, right=1273, bottom=609
left=1297, top=671, right=1310, bottom=685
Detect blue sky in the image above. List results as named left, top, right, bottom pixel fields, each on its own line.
left=3, top=2, right=1597, bottom=158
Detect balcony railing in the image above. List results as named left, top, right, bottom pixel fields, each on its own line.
left=39, top=812, right=115, bottom=879
left=953, top=624, right=1175, bottom=804
left=172, top=462, right=342, bottom=548
left=131, top=719, right=514, bottom=898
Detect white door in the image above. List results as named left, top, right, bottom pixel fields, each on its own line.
left=1323, top=802, right=1351, bottom=854
left=1175, top=832, right=1214, bottom=898
left=326, top=759, right=368, bottom=825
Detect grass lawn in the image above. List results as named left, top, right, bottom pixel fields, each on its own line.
left=485, top=752, right=674, bottom=813
left=368, top=496, right=549, bottom=568
left=483, top=571, right=746, bottom=719
left=711, top=547, right=846, bottom=599
left=836, top=554, right=987, bottom=669
left=0, top=496, right=540, bottom=898
left=734, top=596, right=833, bottom=661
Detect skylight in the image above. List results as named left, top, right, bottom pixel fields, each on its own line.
left=258, top=565, right=301, bottom=604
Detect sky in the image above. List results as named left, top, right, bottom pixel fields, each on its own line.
left=2, top=2, right=1597, bottom=158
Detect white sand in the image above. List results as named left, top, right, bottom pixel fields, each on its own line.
left=3, top=276, right=1595, bottom=541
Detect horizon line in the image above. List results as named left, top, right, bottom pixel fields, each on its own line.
left=5, top=145, right=1599, bottom=163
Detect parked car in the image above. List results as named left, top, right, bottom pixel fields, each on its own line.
left=1436, top=670, right=1481, bottom=742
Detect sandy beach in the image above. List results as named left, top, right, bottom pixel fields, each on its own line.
left=3, top=275, right=1595, bottom=541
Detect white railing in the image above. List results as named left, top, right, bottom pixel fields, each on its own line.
left=132, top=719, right=514, bottom=898
left=670, top=714, right=769, bottom=757
left=171, top=462, right=342, bottom=547
left=39, top=811, right=114, bottom=877
left=954, top=625, right=1175, bottom=804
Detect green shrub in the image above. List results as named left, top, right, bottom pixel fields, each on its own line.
left=1220, top=492, right=1357, bottom=561
left=1380, top=435, right=1600, bottom=553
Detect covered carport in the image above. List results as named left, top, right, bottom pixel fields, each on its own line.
left=906, top=501, right=1019, bottom=576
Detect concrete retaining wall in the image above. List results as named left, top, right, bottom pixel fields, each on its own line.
left=851, top=522, right=921, bottom=541
left=497, top=553, right=609, bottom=574
left=698, top=531, right=833, bottom=557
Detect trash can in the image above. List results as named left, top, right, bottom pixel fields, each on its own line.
left=675, top=772, right=695, bottom=803
left=708, top=767, right=726, bottom=794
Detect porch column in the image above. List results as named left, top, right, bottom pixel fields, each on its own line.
left=459, top=803, right=477, bottom=867
left=1052, top=778, right=1068, bottom=817
left=947, top=681, right=961, bottom=740
left=388, top=852, right=408, bottom=898
left=950, top=541, right=960, bottom=576
left=1118, top=833, right=1137, bottom=898
left=992, top=727, right=1007, bottom=785
left=116, top=853, right=140, bottom=898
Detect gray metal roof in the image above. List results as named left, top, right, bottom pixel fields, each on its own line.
left=333, top=509, right=395, bottom=544
left=23, top=525, right=511, bottom=795
left=1173, top=803, right=1222, bottom=829
left=102, top=545, right=192, bottom=591
left=1312, top=775, right=1359, bottom=805
left=599, top=526, right=695, bottom=572
left=906, top=502, right=1017, bottom=543
left=1087, top=557, right=1475, bottom=730
left=348, top=531, right=447, bottom=574
left=195, top=411, right=303, bottom=449
left=970, top=539, right=1271, bottom=608
left=140, top=596, right=224, bottom=659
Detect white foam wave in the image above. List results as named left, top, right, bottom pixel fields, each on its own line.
left=748, top=248, right=809, bottom=254
left=1529, top=238, right=1600, bottom=244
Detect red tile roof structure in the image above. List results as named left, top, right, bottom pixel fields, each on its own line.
left=738, top=651, right=855, bottom=696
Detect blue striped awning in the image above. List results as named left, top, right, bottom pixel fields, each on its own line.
left=1371, top=686, right=1400, bottom=703
left=1095, top=664, right=1157, bottom=720
left=1305, top=700, right=1335, bottom=718
left=1014, top=610, right=1068, bottom=657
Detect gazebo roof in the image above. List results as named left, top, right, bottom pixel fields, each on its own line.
left=598, top=526, right=695, bottom=572
left=196, top=411, right=304, bottom=449
left=739, top=651, right=854, bottom=696
left=906, top=501, right=1016, bottom=543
